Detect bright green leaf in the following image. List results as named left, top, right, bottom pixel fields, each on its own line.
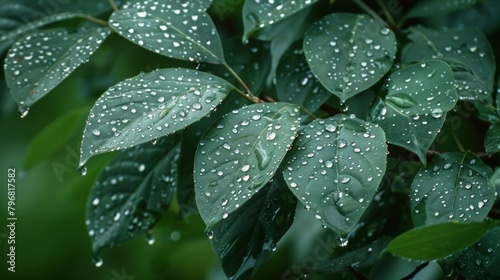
left=194, top=102, right=301, bottom=229
left=283, top=114, right=387, bottom=236
left=210, top=174, right=296, bottom=280
left=304, top=13, right=396, bottom=101
left=86, top=134, right=180, bottom=255
left=410, top=152, right=495, bottom=226
left=456, top=226, right=500, bottom=279
left=370, top=60, right=457, bottom=164
left=485, top=123, right=500, bottom=154
left=242, top=0, right=319, bottom=42
left=276, top=43, right=330, bottom=113
left=386, top=221, right=497, bottom=261
left=402, top=26, right=495, bottom=101
left=79, top=68, right=234, bottom=167
left=109, top=1, right=225, bottom=64
left=5, top=27, right=111, bottom=111
left=23, top=107, right=89, bottom=170
left=405, top=0, right=482, bottom=19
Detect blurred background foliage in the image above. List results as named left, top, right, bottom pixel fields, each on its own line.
left=0, top=0, right=499, bottom=279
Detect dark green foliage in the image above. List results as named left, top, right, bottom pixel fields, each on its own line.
left=5, top=0, right=500, bottom=279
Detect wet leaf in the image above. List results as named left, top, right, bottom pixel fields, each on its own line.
left=210, top=174, right=296, bottom=280
left=276, top=43, right=330, bottom=113
left=242, top=0, right=319, bottom=42
left=402, top=26, right=495, bottom=101
left=86, top=134, right=180, bottom=254
left=405, top=0, right=482, bottom=19
left=5, top=27, right=111, bottom=111
left=386, top=221, right=497, bottom=261
left=194, top=102, right=301, bottom=229
left=283, top=114, right=387, bottom=236
left=370, top=60, right=458, bottom=164
left=109, top=0, right=225, bottom=64
left=315, top=237, right=390, bottom=273
left=456, top=226, right=500, bottom=279
left=485, top=122, right=500, bottom=155
left=79, top=68, right=234, bottom=166
left=410, top=152, right=495, bottom=226
left=23, top=107, right=89, bottom=170
left=304, top=13, right=396, bottom=101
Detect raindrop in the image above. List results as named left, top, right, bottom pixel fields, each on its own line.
left=146, top=232, right=155, bottom=245
left=77, top=165, right=88, bottom=176
left=92, top=129, right=101, bottom=136
left=336, top=237, right=348, bottom=247
left=137, top=164, right=146, bottom=172
left=314, top=213, right=322, bottom=219
left=222, top=212, right=229, bottom=219
left=380, top=28, right=390, bottom=35
left=266, top=132, right=276, bottom=141
left=92, top=198, right=99, bottom=206
left=341, top=177, right=350, bottom=184
left=92, top=255, right=103, bottom=267
left=443, top=163, right=452, bottom=170
left=431, top=108, right=444, bottom=119
left=18, top=106, right=29, bottom=118
left=205, top=229, right=214, bottom=239
left=325, top=124, right=336, bottom=133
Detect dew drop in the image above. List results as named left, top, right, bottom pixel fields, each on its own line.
left=222, top=212, right=228, bottom=219
left=92, top=129, right=101, bottom=136
left=92, top=255, right=103, bottom=267
left=325, top=124, right=336, bottom=133
left=336, top=236, right=348, bottom=247
left=206, top=230, right=214, bottom=239
left=77, top=165, right=88, bottom=176
left=137, top=164, right=146, bottom=172
left=146, top=232, right=155, bottom=245
left=18, top=105, right=29, bottom=118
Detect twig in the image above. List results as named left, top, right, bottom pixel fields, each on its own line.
left=80, top=15, right=108, bottom=26
left=376, top=0, right=396, bottom=27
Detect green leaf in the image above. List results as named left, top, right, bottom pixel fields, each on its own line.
left=370, top=60, right=458, bottom=164
left=485, top=123, right=500, bottom=154
left=242, top=0, right=319, bottom=42
left=283, top=114, right=388, bottom=236
left=410, top=152, right=495, bottom=226
left=23, top=107, right=89, bottom=170
left=109, top=0, right=225, bottom=64
left=386, top=221, right=497, bottom=261
left=194, top=102, right=301, bottom=228
left=405, top=0, right=482, bottom=19
left=315, top=237, right=390, bottom=273
left=5, top=27, right=111, bottom=111
left=86, top=134, right=180, bottom=255
left=210, top=173, right=296, bottom=280
left=79, top=68, right=234, bottom=167
left=490, top=168, right=500, bottom=196
left=303, top=13, right=396, bottom=101
left=456, top=226, right=500, bottom=279
left=276, top=43, right=330, bottom=113
left=402, top=26, right=495, bottom=101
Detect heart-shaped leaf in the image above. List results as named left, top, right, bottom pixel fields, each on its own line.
left=304, top=13, right=397, bottom=101
left=86, top=134, right=180, bottom=255
left=410, top=152, right=495, bottom=226
left=79, top=68, right=234, bottom=167
left=109, top=0, right=225, bottom=63
left=5, top=27, right=111, bottom=112
left=209, top=174, right=296, bottom=280
left=194, top=102, right=301, bottom=229
left=242, top=0, right=319, bottom=42
left=283, top=114, right=387, bottom=236
left=370, top=60, right=458, bottom=164
left=402, top=26, right=495, bottom=101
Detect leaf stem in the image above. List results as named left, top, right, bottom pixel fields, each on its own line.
left=223, top=63, right=255, bottom=97
left=352, top=0, right=388, bottom=27
left=447, top=123, right=466, bottom=152
left=108, top=0, right=119, bottom=11
left=376, top=0, right=396, bottom=27
left=80, top=15, right=108, bottom=26
left=233, top=88, right=261, bottom=104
